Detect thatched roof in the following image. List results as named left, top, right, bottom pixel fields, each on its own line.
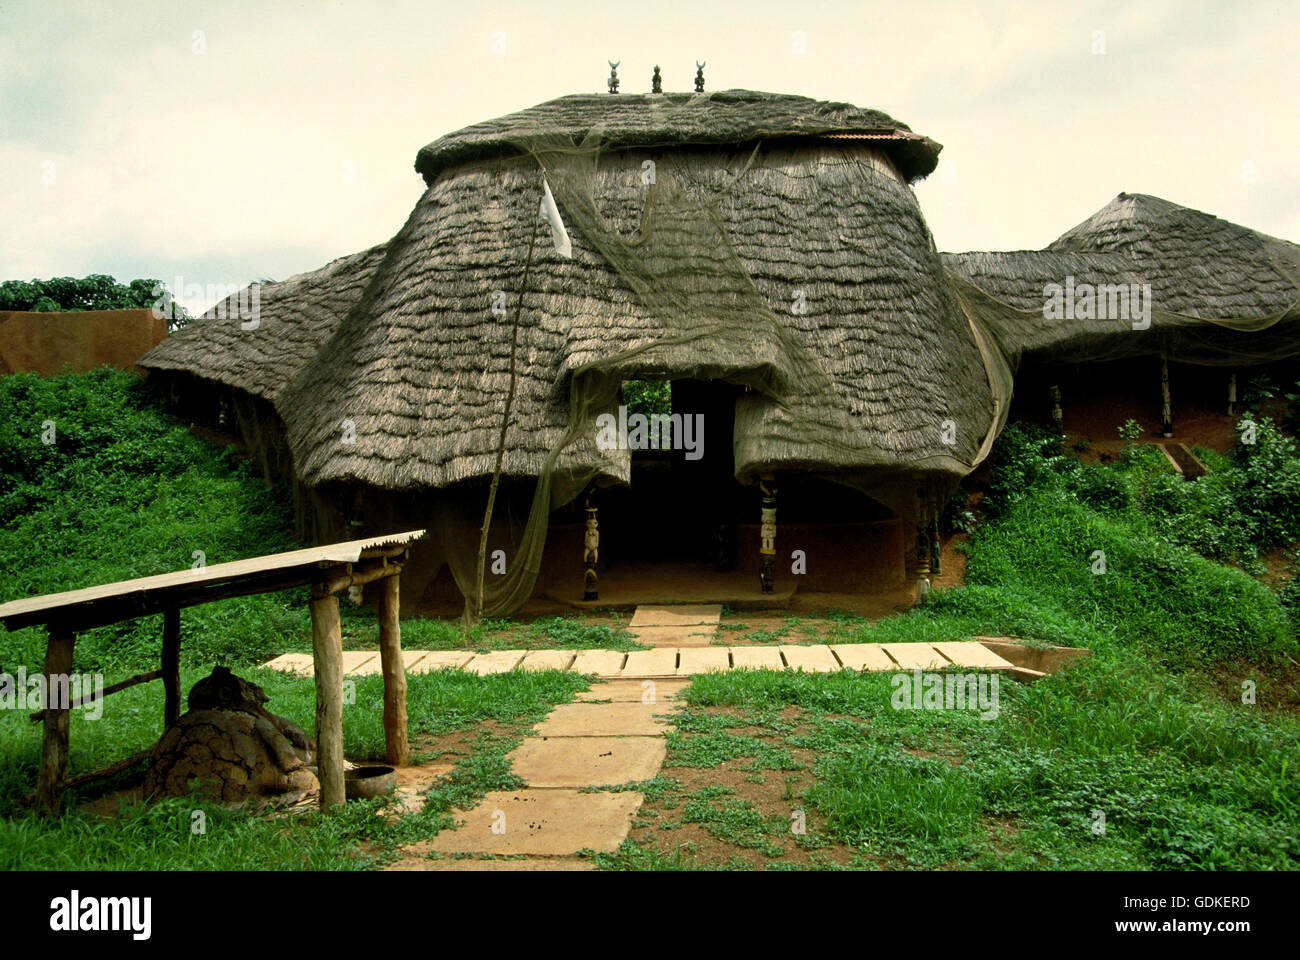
left=139, top=243, right=387, bottom=404
left=140, top=95, right=1300, bottom=514
left=278, top=139, right=990, bottom=502
left=942, top=193, right=1300, bottom=364
left=415, top=90, right=942, bottom=184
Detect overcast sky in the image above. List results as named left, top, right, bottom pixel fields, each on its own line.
left=3, top=0, right=1297, bottom=315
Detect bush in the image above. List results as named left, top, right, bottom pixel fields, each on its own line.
left=0, top=369, right=299, bottom=673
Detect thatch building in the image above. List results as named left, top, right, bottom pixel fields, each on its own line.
left=139, top=89, right=1300, bottom=616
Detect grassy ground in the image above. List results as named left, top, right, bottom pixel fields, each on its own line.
left=601, top=661, right=1299, bottom=870
left=2, top=370, right=1298, bottom=870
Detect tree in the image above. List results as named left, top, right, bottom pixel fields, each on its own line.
left=0, top=274, right=191, bottom=330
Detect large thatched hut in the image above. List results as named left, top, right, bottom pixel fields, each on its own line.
left=140, top=89, right=1300, bottom=616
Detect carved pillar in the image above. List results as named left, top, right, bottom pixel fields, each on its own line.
left=1160, top=353, right=1173, bottom=437
left=583, top=493, right=599, bottom=602
left=915, top=494, right=939, bottom=601
left=1050, top=384, right=1064, bottom=437
left=759, top=478, right=777, bottom=594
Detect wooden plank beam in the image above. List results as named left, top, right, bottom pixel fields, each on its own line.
left=2, top=565, right=343, bottom=633
left=36, top=625, right=75, bottom=814
left=378, top=573, right=408, bottom=766
left=310, top=589, right=345, bottom=810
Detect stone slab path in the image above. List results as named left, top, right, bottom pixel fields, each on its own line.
left=263, top=640, right=1014, bottom=679
left=384, top=677, right=689, bottom=870
left=626, top=603, right=722, bottom=647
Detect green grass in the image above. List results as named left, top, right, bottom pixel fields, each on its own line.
left=0, top=667, right=588, bottom=869
left=676, top=663, right=1300, bottom=869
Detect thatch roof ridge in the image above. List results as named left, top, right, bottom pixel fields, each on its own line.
left=415, top=89, right=941, bottom=184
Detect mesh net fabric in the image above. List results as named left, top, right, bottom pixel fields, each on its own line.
left=422, top=119, right=1300, bottom=625
left=443, top=120, right=1012, bottom=623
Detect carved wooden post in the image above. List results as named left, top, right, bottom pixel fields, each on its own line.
left=915, top=495, right=935, bottom=601
left=310, top=586, right=345, bottom=810
left=1160, top=353, right=1173, bottom=437
left=930, top=512, right=942, bottom=577
left=1050, top=385, right=1064, bottom=437
left=37, top=624, right=75, bottom=814
left=162, top=607, right=181, bottom=729
left=583, top=493, right=599, bottom=602
left=759, top=479, right=777, bottom=594
left=378, top=571, right=408, bottom=766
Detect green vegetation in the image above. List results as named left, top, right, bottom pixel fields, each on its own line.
left=2, top=368, right=1297, bottom=870
left=0, top=668, right=588, bottom=869
left=0, top=369, right=304, bottom=674
left=666, top=661, right=1300, bottom=869
left=0, top=274, right=190, bottom=329
left=622, top=379, right=671, bottom=418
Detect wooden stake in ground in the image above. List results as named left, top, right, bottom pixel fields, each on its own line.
left=162, top=607, right=180, bottom=728
left=310, top=588, right=345, bottom=809
left=36, top=624, right=75, bottom=813
left=378, top=571, right=408, bottom=765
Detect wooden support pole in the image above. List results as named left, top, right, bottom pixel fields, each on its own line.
left=583, top=493, right=599, bottom=602
left=759, top=479, right=777, bottom=595
left=916, top=491, right=934, bottom=602
left=1228, top=372, right=1237, bottom=416
left=1160, top=353, right=1173, bottom=437
left=162, top=607, right=181, bottom=728
left=378, top=572, right=408, bottom=766
left=36, top=624, right=75, bottom=814
left=310, top=589, right=345, bottom=810
left=1049, top=384, right=1064, bottom=437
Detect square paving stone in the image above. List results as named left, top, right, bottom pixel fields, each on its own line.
left=629, top=625, right=716, bottom=647
left=262, top=653, right=314, bottom=676
left=463, top=650, right=527, bottom=675
left=882, top=643, right=947, bottom=670
left=401, top=650, right=431, bottom=670
left=533, top=701, right=677, bottom=736
left=676, top=647, right=731, bottom=675
left=508, top=735, right=666, bottom=787
left=407, top=651, right=475, bottom=673
left=629, top=604, right=723, bottom=627
left=777, top=645, right=840, bottom=672
left=621, top=648, right=679, bottom=677
left=831, top=644, right=894, bottom=672
left=428, top=789, right=643, bottom=855
left=932, top=641, right=1015, bottom=670
left=343, top=651, right=379, bottom=675
left=729, top=647, right=785, bottom=670
left=518, top=650, right=576, bottom=672
left=575, top=679, right=689, bottom=703
left=570, top=649, right=626, bottom=677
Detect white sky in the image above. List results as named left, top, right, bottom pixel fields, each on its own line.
left=2, top=0, right=1297, bottom=315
